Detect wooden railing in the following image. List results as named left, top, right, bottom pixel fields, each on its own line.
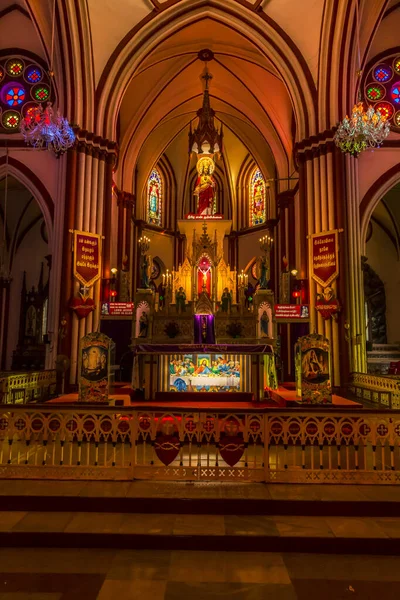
left=0, top=370, right=57, bottom=404
left=349, top=372, right=400, bottom=409
left=0, top=405, right=400, bottom=484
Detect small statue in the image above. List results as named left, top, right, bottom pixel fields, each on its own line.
left=158, top=282, right=166, bottom=310
left=140, top=254, right=150, bottom=289
left=176, top=286, right=186, bottom=313
left=220, top=287, right=232, bottom=313
left=138, top=311, right=149, bottom=338
left=259, top=255, right=269, bottom=289
left=260, top=310, right=269, bottom=338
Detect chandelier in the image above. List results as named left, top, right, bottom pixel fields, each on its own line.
left=21, top=103, right=75, bottom=155
left=20, top=0, right=76, bottom=155
left=334, top=102, right=390, bottom=156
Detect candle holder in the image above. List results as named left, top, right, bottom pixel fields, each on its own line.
left=162, top=269, right=172, bottom=288
left=138, top=236, right=150, bottom=255
left=259, top=234, right=273, bottom=254
left=238, top=269, right=248, bottom=289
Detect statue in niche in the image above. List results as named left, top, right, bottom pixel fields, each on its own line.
left=220, top=287, right=232, bottom=313
left=176, top=287, right=186, bottom=313
left=138, top=311, right=149, bottom=338
left=194, top=156, right=216, bottom=215
left=258, top=256, right=269, bottom=289
left=25, top=305, right=37, bottom=338
left=140, top=254, right=150, bottom=289
left=260, top=310, right=270, bottom=338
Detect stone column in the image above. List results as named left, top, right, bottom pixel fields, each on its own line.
left=57, top=132, right=117, bottom=386
left=296, top=137, right=367, bottom=386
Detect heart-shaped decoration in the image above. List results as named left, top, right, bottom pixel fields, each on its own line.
left=69, top=296, right=95, bottom=320
left=219, top=435, right=245, bottom=467
left=154, top=434, right=180, bottom=466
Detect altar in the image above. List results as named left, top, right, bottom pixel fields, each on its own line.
left=132, top=89, right=277, bottom=404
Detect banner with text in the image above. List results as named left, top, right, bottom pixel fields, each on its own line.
left=74, top=230, right=101, bottom=287
left=311, top=230, right=339, bottom=288
left=274, top=305, right=309, bottom=320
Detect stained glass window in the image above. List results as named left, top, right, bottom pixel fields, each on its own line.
left=0, top=56, right=52, bottom=133
left=2, top=110, right=20, bottom=129
left=5, top=85, right=25, bottom=106
left=147, top=168, right=162, bottom=227
left=6, top=59, right=24, bottom=77
left=250, top=168, right=266, bottom=227
left=365, top=55, right=400, bottom=132
left=25, top=67, right=42, bottom=84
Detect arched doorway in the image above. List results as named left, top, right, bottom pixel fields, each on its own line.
left=0, top=174, right=50, bottom=370
left=363, top=181, right=400, bottom=373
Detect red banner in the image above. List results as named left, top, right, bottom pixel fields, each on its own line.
left=74, top=231, right=101, bottom=287
left=311, top=231, right=339, bottom=287
left=274, top=304, right=309, bottom=319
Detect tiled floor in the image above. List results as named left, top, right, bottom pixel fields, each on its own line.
left=1, top=510, right=400, bottom=538
left=0, top=548, right=399, bottom=599
left=3, top=479, right=400, bottom=502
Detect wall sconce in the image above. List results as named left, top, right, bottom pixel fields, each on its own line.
left=291, top=269, right=298, bottom=277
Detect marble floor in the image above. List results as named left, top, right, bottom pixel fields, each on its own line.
left=0, top=548, right=399, bottom=599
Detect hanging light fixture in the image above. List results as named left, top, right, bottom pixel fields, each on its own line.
left=20, top=0, right=75, bottom=155
left=333, top=0, right=390, bottom=156
left=334, top=102, right=390, bottom=156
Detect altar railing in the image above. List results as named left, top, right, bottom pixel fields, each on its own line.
left=1, top=405, right=400, bottom=484
left=0, top=370, right=57, bottom=404
left=349, top=372, right=400, bottom=409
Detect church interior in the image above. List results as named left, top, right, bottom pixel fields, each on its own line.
left=2, top=0, right=400, bottom=598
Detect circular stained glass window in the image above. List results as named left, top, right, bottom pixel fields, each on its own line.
left=6, top=59, right=24, bottom=77
left=4, top=85, right=25, bottom=107
left=22, top=102, right=39, bottom=118
left=2, top=110, right=20, bottom=129
left=365, top=83, right=385, bottom=102
left=393, top=57, right=400, bottom=75
left=394, top=111, right=400, bottom=128
left=375, top=101, right=394, bottom=120
left=391, top=82, right=400, bottom=104
left=373, top=64, right=392, bottom=83
left=0, top=55, right=51, bottom=133
left=24, top=66, right=43, bottom=84
left=32, top=84, right=50, bottom=102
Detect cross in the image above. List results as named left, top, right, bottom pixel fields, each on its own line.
left=202, top=69, right=213, bottom=90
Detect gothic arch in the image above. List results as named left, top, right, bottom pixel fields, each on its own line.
left=96, top=1, right=317, bottom=143
left=0, top=156, right=54, bottom=249
left=360, top=162, right=400, bottom=254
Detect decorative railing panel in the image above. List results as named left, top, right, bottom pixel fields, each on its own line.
left=0, top=370, right=56, bottom=404
left=349, top=372, right=400, bottom=409
left=0, top=406, right=400, bottom=484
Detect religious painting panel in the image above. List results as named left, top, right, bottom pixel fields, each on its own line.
left=169, top=353, right=242, bottom=392
left=78, top=332, right=111, bottom=403
left=298, top=333, right=332, bottom=404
